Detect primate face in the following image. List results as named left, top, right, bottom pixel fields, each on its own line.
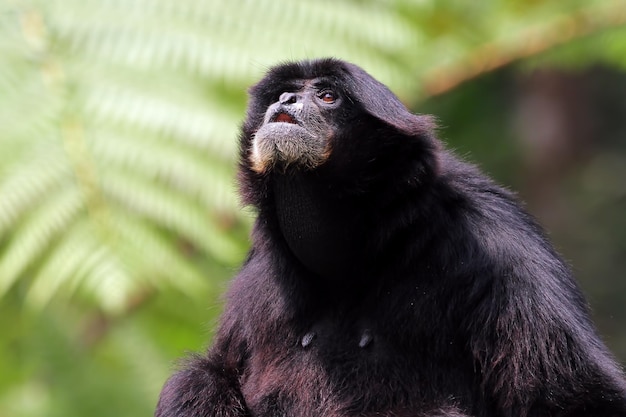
left=243, top=59, right=436, bottom=181
left=249, top=79, right=343, bottom=174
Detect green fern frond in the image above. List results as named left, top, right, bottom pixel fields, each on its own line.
left=107, top=213, right=210, bottom=293
left=84, top=81, right=239, bottom=158
left=89, top=128, right=238, bottom=211
left=100, top=167, right=242, bottom=263
left=25, top=219, right=126, bottom=311
left=1, top=0, right=624, bottom=315
left=0, top=185, right=82, bottom=295
left=0, top=145, right=71, bottom=237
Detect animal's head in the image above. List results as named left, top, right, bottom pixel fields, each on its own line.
left=238, top=58, right=438, bottom=206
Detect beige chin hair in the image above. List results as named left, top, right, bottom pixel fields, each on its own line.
left=249, top=121, right=331, bottom=174
left=249, top=135, right=273, bottom=174
left=249, top=136, right=331, bottom=174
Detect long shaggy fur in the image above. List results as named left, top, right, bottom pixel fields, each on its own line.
left=156, top=58, right=626, bottom=417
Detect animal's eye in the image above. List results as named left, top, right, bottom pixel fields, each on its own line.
left=318, top=90, right=337, bottom=104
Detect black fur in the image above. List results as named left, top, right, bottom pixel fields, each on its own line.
left=156, top=58, right=626, bottom=417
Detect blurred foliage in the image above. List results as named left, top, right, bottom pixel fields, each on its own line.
left=0, top=0, right=625, bottom=416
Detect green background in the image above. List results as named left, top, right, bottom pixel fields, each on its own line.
left=1, top=1, right=626, bottom=415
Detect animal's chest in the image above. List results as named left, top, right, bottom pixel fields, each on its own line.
left=239, top=316, right=429, bottom=417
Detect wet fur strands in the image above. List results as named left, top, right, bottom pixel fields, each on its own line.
left=156, top=58, right=626, bottom=417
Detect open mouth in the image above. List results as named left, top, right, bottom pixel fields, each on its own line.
left=272, top=112, right=298, bottom=124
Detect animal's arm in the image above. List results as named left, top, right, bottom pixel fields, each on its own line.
left=155, top=349, right=249, bottom=417
left=457, top=194, right=626, bottom=416
left=155, top=266, right=253, bottom=417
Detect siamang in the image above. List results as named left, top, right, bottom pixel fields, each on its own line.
left=156, top=58, right=626, bottom=417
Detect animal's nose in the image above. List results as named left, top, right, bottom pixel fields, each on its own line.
left=279, top=92, right=298, bottom=105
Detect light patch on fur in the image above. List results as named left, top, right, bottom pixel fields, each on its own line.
left=250, top=133, right=268, bottom=173
left=249, top=123, right=328, bottom=174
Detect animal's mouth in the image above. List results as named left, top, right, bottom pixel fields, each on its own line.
left=271, top=112, right=298, bottom=125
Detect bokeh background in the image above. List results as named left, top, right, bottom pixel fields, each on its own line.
left=1, top=0, right=626, bottom=416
